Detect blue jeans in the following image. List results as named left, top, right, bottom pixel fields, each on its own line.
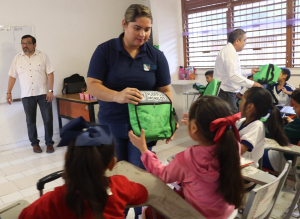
left=99, top=120, right=151, bottom=219
left=21, top=95, right=54, bottom=146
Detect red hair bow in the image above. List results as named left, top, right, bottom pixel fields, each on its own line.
left=209, top=112, right=241, bottom=144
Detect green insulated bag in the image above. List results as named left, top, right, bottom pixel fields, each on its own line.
left=253, top=64, right=282, bottom=85
left=128, top=91, right=177, bottom=141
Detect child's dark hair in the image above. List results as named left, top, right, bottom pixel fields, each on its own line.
left=189, top=96, right=244, bottom=208
left=64, top=140, right=115, bottom=219
left=280, top=67, right=291, bottom=81
left=205, top=70, right=213, bottom=76
left=291, top=88, right=300, bottom=104
left=244, top=87, right=289, bottom=146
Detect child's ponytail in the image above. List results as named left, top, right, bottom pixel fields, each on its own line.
left=217, top=128, right=244, bottom=208
left=266, top=104, right=289, bottom=146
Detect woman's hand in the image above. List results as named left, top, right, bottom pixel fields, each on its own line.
left=128, top=129, right=148, bottom=154
left=114, top=88, right=143, bottom=104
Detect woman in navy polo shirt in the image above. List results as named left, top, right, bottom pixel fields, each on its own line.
left=87, top=4, right=174, bottom=218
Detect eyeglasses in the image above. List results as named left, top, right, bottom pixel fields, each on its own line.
left=21, top=42, right=33, bottom=46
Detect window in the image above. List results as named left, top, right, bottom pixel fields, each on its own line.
left=186, top=8, right=228, bottom=68
left=182, top=0, right=299, bottom=68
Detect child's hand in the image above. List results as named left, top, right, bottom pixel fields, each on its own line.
left=181, top=113, right=188, bottom=126
left=165, top=122, right=180, bottom=144
left=251, top=68, right=260, bottom=74
left=281, top=87, right=288, bottom=94
left=285, top=116, right=293, bottom=123
left=128, top=129, right=148, bottom=154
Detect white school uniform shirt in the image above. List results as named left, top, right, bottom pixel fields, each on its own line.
left=236, top=118, right=265, bottom=168
left=271, top=82, right=295, bottom=107
left=8, top=50, right=55, bottom=98
left=214, top=43, right=254, bottom=93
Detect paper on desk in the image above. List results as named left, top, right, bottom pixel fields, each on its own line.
left=264, top=138, right=293, bottom=150
left=240, top=157, right=255, bottom=168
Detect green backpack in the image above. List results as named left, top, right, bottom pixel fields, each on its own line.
left=253, top=64, right=281, bottom=85
left=128, top=91, right=177, bottom=141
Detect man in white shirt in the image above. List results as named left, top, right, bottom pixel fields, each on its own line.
left=6, top=35, right=55, bottom=153
left=214, top=29, right=262, bottom=113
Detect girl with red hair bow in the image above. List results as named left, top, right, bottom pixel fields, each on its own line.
left=129, top=96, right=244, bottom=219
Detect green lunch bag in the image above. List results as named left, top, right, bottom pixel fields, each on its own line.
left=128, top=91, right=177, bottom=142
left=253, top=64, right=282, bottom=85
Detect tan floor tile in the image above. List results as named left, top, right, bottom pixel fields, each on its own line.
left=0, top=154, right=18, bottom=164
left=12, top=173, right=43, bottom=190
left=25, top=157, right=55, bottom=168
left=1, top=163, right=32, bottom=176
left=0, top=181, right=19, bottom=196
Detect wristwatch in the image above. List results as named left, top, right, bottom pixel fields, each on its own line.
left=49, top=90, right=53, bottom=93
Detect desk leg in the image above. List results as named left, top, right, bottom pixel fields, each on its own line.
left=279, top=152, right=284, bottom=173
left=89, top=104, right=96, bottom=124
left=284, top=156, right=300, bottom=219
left=56, top=99, right=62, bottom=129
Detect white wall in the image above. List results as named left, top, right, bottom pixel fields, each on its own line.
left=0, top=0, right=146, bottom=146
left=149, top=0, right=186, bottom=123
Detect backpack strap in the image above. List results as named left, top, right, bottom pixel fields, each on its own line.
left=62, top=83, right=66, bottom=95
left=266, top=84, right=279, bottom=105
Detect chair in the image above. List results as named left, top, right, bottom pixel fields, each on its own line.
left=202, top=78, right=221, bottom=97
left=239, top=160, right=292, bottom=219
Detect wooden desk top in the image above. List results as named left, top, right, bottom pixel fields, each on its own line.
left=55, top=93, right=98, bottom=104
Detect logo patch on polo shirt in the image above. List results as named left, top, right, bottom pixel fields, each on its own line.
left=143, top=64, right=157, bottom=71
left=143, top=63, right=150, bottom=71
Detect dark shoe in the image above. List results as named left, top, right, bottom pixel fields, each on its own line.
left=46, top=145, right=55, bottom=153
left=33, top=145, right=42, bottom=153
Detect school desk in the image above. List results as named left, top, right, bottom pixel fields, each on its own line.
left=107, top=161, right=205, bottom=219
left=55, top=94, right=98, bottom=129
left=264, top=138, right=300, bottom=218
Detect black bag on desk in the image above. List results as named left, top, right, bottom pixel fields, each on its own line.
left=62, top=74, right=86, bottom=94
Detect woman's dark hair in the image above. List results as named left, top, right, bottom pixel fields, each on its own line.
left=189, top=96, right=244, bottom=208
left=124, top=4, right=152, bottom=24
left=64, top=140, right=115, bottom=219
left=291, top=88, right=300, bottom=104
left=244, top=87, right=289, bottom=146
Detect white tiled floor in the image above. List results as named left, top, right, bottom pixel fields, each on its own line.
left=0, top=129, right=299, bottom=218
